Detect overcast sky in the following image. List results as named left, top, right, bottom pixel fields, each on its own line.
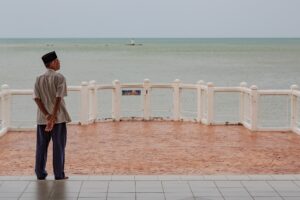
left=0, top=0, right=299, bottom=38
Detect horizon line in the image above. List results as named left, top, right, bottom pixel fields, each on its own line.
left=0, top=37, right=300, bottom=39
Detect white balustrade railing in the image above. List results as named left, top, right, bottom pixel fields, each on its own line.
left=290, top=85, right=299, bottom=134
left=0, top=79, right=300, bottom=137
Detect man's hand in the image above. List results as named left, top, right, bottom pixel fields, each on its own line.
left=44, top=97, right=61, bottom=132
left=45, top=114, right=56, bottom=132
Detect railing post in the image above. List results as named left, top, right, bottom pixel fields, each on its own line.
left=89, top=80, right=97, bottom=123
left=112, top=80, right=121, bottom=121
left=250, top=85, right=258, bottom=131
left=197, top=80, right=204, bottom=123
left=1, top=84, right=11, bottom=131
left=143, top=79, right=151, bottom=120
left=239, top=82, right=247, bottom=124
left=291, top=84, right=298, bottom=132
left=173, top=79, right=181, bottom=121
left=206, top=82, right=214, bottom=125
left=80, top=81, right=89, bottom=125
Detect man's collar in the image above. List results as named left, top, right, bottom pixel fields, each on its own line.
left=47, top=68, right=56, bottom=72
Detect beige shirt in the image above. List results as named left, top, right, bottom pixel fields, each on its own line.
left=33, top=69, right=71, bottom=125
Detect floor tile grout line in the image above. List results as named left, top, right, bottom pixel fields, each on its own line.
left=266, top=180, right=285, bottom=200
left=134, top=180, right=137, bottom=200
left=77, top=180, right=84, bottom=199
left=105, top=181, right=109, bottom=200
left=160, top=180, right=167, bottom=200
left=49, top=181, right=55, bottom=200
left=213, top=180, right=226, bottom=200
left=17, top=180, right=31, bottom=200
left=186, top=180, right=197, bottom=200
left=292, top=180, right=300, bottom=189
left=240, top=180, right=256, bottom=200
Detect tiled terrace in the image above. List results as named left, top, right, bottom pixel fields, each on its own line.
left=1, top=175, right=300, bottom=199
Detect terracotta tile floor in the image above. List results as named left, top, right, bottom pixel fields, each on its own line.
left=1, top=121, right=300, bottom=176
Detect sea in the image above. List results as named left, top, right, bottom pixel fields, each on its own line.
left=0, top=38, right=300, bottom=128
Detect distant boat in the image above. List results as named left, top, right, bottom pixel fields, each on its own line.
left=126, top=39, right=142, bottom=46
left=130, top=39, right=135, bottom=45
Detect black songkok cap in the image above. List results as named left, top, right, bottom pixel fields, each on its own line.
left=42, top=51, right=57, bottom=64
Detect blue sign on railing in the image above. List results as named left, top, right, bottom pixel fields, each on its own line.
left=122, top=90, right=141, bottom=96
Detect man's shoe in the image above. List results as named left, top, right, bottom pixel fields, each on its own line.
left=55, top=176, right=69, bottom=180
left=37, top=177, right=46, bottom=180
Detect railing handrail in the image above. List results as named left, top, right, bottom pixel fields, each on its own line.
left=241, top=88, right=251, bottom=94
left=96, top=85, right=114, bottom=90
left=10, top=89, right=33, bottom=95
left=68, top=86, right=81, bottom=91
left=258, top=90, right=291, bottom=95
left=293, top=90, right=300, bottom=97
left=150, top=83, right=173, bottom=88
left=214, top=87, right=241, bottom=92
left=180, top=84, right=197, bottom=89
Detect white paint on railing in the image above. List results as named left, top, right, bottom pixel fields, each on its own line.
left=201, top=86, right=208, bottom=122
left=89, top=80, right=97, bottom=122
left=197, top=80, right=204, bottom=122
left=293, top=90, right=300, bottom=97
left=68, top=86, right=81, bottom=91
left=294, top=127, right=300, bottom=135
left=150, top=83, right=173, bottom=89
left=291, top=84, right=298, bottom=132
left=97, top=85, right=114, bottom=90
left=250, top=85, right=258, bottom=131
left=181, top=84, right=197, bottom=89
left=121, top=83, right=143, bottom=88
left=143, top=79, right=151, bottom=120
left=241, top=87, right=251, bottom=94
left=258, top=90, right=291, bottom=95
left=80, top=81, right=89, bottom=125
left=10, top=90, right=33, bottom=95
left=0, top=128, right=8, bottom=137
left=214, top=87, right=241, bottom=92
left=1, top=81, right=300, bottom=137
left=172, top=79, right=181, bottom=121
left=243, top=93, right=251, bottom=124
left=1, top=85, right=11, bottom=132
left=206, top=82, right=214, bottom=125
left=112, top=80, right=121, bottom=121
left=239, top=82, right=248, bottom=123
left=243, top=121, right=251, bottom=130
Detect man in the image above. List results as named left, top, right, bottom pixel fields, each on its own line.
left=33, top=51, right=71, bottom=180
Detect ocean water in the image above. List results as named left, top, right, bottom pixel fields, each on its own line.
left=1, top=38, right=300, bottom=89
left=0, top=38, right=300, bottom=127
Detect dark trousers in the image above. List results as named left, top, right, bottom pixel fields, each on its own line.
left=35, top=123, right=67, bottom=179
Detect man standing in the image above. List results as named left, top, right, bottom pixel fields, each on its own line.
left=33, top=51, right=71, bottom=180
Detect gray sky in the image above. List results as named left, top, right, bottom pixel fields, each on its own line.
left=0, top=0, right=299, bottom=38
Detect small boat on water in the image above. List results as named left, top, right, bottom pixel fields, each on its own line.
left=126, top=39, right=142, bottom=46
